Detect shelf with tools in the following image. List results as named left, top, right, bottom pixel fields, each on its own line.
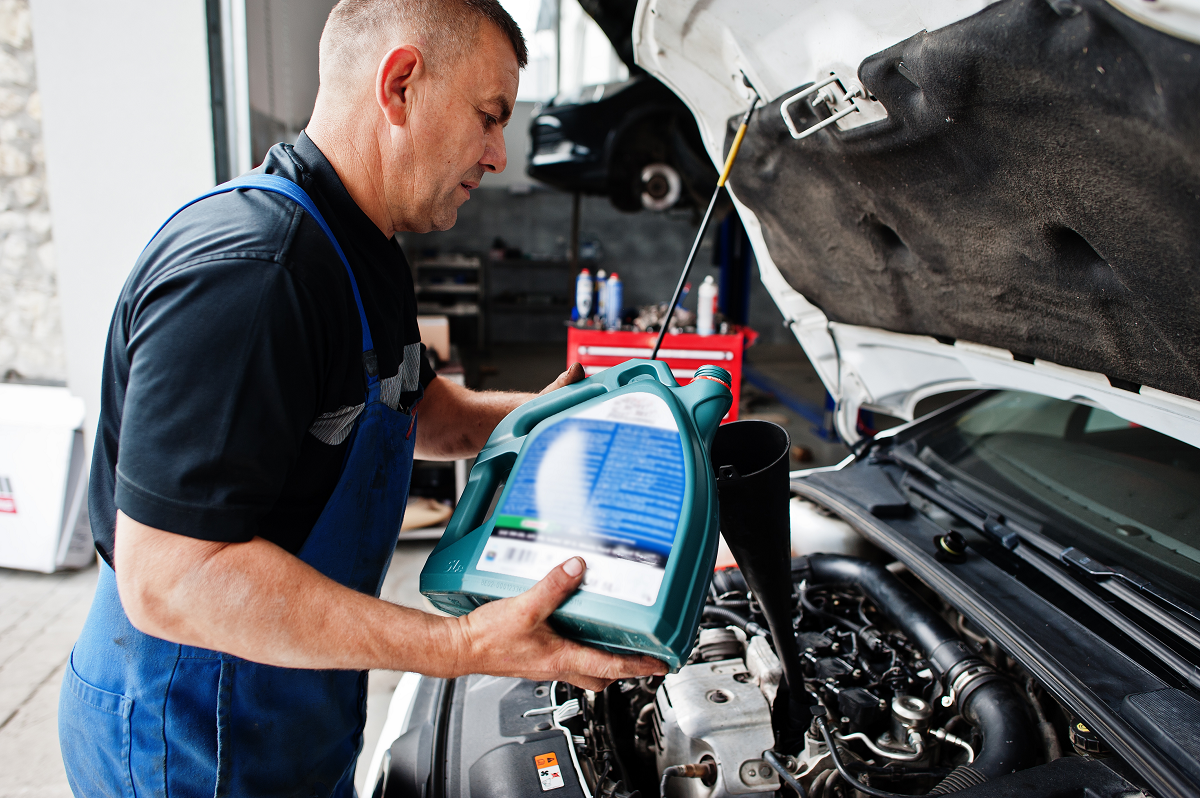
left=413, top=254, right=484, bottom=349
left=485, top=257, right=578, bottom=343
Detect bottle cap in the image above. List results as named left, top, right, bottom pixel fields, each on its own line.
left=692, top=365, right=732, bottom=389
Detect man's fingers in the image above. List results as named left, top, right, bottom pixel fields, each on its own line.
left=539, top=362, right=585, bottom=395
left=554, top=639, right=667, bottom=683
left=563, top=675, right=615, bottom=692
left=517, top=557, right=586, bottom=623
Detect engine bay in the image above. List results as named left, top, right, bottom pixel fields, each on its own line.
left=380, top=533, right=1145, bottom=797
left=526, top=552, right=1065, bottom=798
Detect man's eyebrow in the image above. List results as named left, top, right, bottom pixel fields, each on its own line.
left=490, top=96, right=512, bottom=124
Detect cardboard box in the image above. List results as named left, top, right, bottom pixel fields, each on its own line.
left=417, top=315, right=451, bottom=363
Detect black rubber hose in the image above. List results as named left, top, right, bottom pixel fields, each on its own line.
left=701, top=605, right=769, bottom=637
left=796, top=554, right=971, bottom=675
left=964, top=680, right=1036, bottom=776
left=796, top=554, right=1036, bottom=779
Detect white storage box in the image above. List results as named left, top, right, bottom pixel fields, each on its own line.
left=0, top=383, right=94, bottom=572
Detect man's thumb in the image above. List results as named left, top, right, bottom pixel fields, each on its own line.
left=521, top=557, right=586, bottom=622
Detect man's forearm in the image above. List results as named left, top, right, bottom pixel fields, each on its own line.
left=415, top=365, right=584, bottom=461
left=116, top=511, right=465, bottom=674
left=114, top=510, right=665, bottom=690
left=415, top=380, right=532, bottom=460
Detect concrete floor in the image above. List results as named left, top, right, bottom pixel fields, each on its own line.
left=0, top=542, right=436, bottom=798
left=0, top=566, right=98, bottom=798
left=1, top=339, right=845, bottom=797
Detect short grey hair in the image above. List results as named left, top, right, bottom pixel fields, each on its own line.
left=320, top=0, right=528, bottom=89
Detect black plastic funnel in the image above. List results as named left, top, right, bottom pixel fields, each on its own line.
left=710, top=421, right=812, bottom=726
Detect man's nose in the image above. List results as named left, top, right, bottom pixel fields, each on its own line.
left=482, top=127, right=507, bottom=174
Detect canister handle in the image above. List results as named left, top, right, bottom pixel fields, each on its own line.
left=434, top=448, right=517, bottom=553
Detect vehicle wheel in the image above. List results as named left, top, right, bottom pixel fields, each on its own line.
left=640, top=162, right=683, bottom=210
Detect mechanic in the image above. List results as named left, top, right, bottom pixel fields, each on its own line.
left=57, top=1, right=665, bottom=795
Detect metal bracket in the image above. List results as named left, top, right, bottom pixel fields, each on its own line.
left=780, top=72, right=887, bottom=140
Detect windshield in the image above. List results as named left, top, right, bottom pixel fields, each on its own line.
left=916, top=391, right=1200, bottom=604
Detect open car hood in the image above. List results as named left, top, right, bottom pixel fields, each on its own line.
left=632, top=0, right=1200, bottom=448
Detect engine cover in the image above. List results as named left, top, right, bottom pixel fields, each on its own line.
left=654, top=659, right=778, bottom=796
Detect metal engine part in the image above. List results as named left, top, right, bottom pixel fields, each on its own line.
left=653, top=659, right=779, bottom=797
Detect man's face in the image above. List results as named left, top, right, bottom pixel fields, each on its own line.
left=392, top=22, right=518, bottom=232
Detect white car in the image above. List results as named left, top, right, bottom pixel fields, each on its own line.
left=367, top=1, right=1200, bottom=796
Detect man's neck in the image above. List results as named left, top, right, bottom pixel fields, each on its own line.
left=305, top=115, right=394, bottom=238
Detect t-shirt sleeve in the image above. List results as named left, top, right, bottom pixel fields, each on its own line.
left=419, top=344, right=436, bottom=388
left=114, top=255, right=325, bottom=542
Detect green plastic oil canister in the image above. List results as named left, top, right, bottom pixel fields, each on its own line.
left=420, top=359, right=733, bottom=670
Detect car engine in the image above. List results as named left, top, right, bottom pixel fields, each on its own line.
left=378, top=539, right=1147, bottom=798
left=377, top=424, right=1145, bottom=798
left=500, top=551, right=1060, bottom=798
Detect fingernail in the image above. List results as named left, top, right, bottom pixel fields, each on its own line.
left=563, top=557, right=584, bottom=577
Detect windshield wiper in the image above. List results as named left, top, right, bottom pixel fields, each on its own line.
left=900, top=444, right=1200, bottom=640
left=882, top=444, right=1200, bottom=691
left=1059, top=548, right=1200, bottom=650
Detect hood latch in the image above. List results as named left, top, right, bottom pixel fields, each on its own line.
left=781, top=72, right=887, bottom=140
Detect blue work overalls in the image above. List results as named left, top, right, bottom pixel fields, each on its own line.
left=59, top=175, right=417, bottom=797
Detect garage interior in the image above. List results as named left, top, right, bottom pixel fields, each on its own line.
left=0, top=1, right=849, bottom=795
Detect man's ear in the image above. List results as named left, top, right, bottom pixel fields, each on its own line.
left=376, top=45, right=422, bottom=127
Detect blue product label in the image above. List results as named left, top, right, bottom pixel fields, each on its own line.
left=477, top=392, right=686, bottom=605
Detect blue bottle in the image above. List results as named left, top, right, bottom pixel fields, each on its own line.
left=605, top=271, right=623, bottom=330
left=421, top=360, right=733, bottom=670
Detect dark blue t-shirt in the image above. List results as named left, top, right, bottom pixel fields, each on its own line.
left=89, top=133, right=434, bottom=566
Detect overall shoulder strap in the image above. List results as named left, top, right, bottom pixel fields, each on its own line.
left=147, top=174, right=378, bottom=380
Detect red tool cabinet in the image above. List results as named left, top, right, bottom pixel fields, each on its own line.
left=566, top=327, right=754, bottom=423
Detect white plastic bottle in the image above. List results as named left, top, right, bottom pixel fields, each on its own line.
left=697, top=275, right=718, bottom=335
left=575, top=268, right=593, bottom=321
left=595, top=269, right=608, bottom=325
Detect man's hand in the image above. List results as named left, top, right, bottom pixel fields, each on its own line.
left=452, top=557, right=667, bottom=691
left=539, top=362, right=585, bottom=395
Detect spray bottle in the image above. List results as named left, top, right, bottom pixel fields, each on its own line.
left=574, top=268, right=593, bottom=322
left=595, top=269, right=608, bottom=326
left=697, top=275, right=718, bottom=336
left=605, top=272, right=622, bottom=330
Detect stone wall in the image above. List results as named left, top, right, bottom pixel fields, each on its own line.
left=0, top=0, right=62, bottom=382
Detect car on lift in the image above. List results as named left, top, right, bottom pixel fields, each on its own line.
left=526, top=75, right=716, bottom=213
left=366, top=0, right=1200, bottom=796
left=524, top=0, right=716, bottom=212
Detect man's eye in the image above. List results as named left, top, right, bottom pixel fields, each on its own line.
left=484, top=113, right=498, bottom=127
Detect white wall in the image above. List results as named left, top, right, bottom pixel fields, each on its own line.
left=28, top=0, right=217, bottom=453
